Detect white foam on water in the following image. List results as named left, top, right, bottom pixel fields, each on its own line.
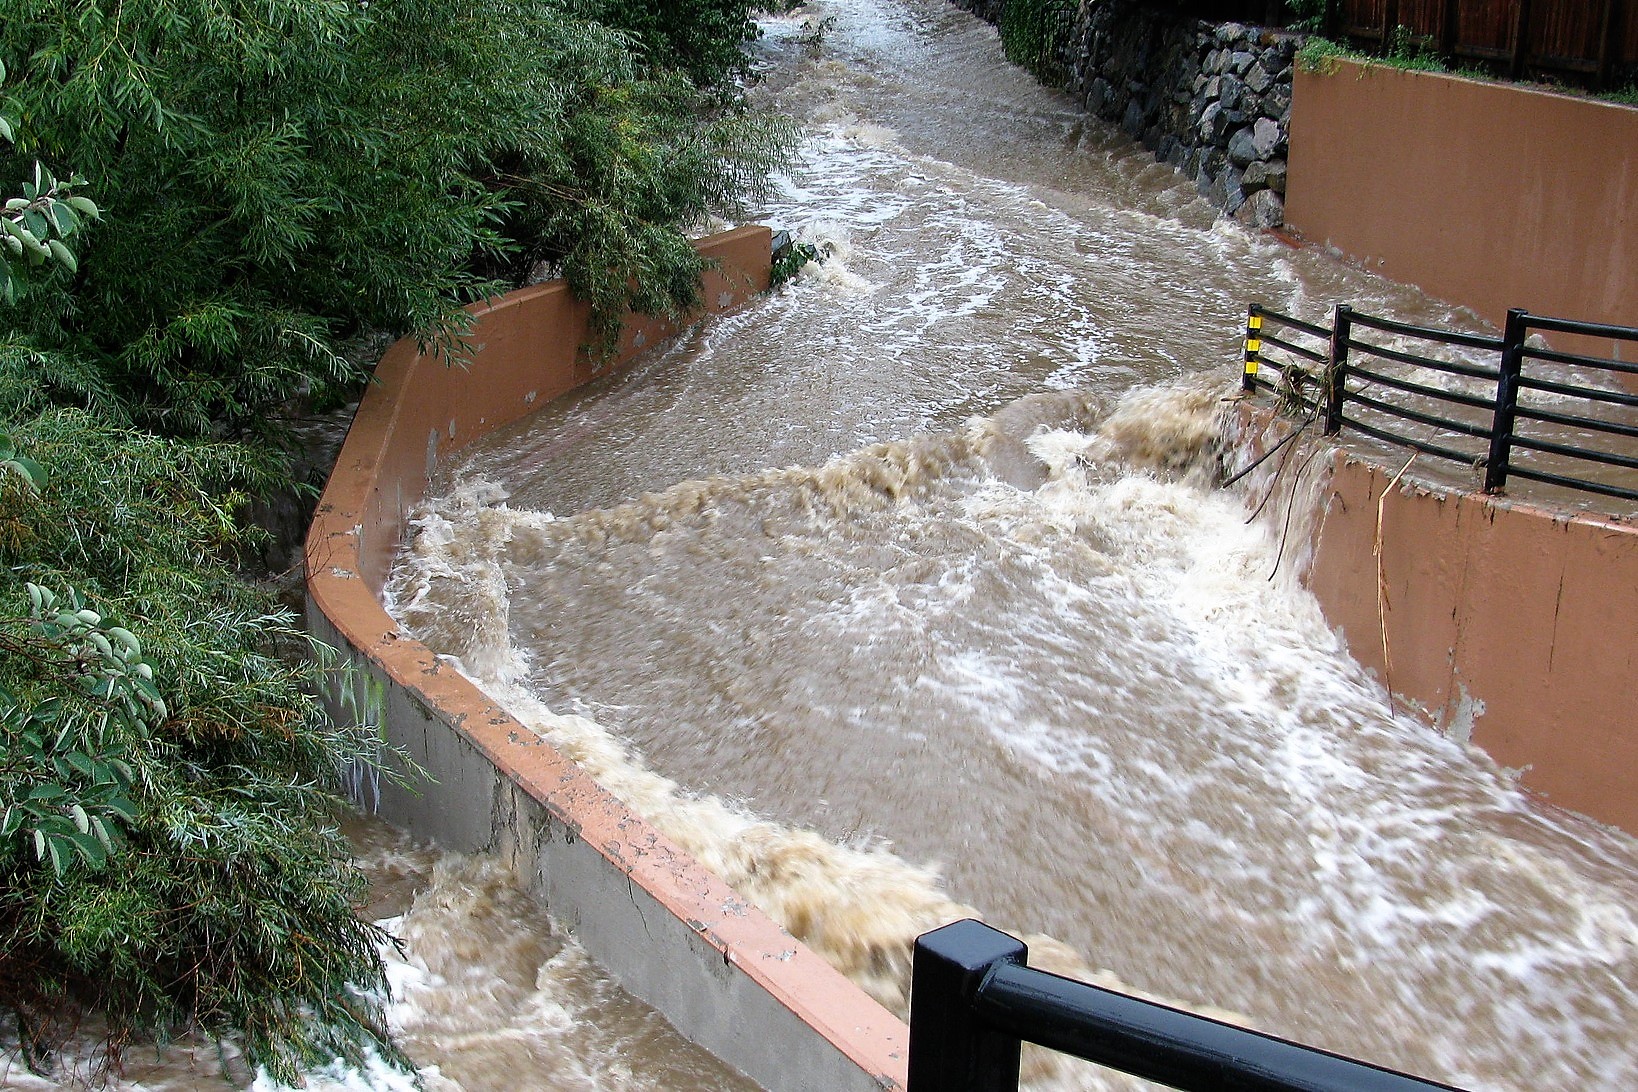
left=379, top=1, right=1638, bottom=1086
left=391, top=376, right=1638, bottom=1089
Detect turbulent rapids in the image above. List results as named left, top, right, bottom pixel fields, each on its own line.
left=377, top=1, right=1638, bottom=1089
left=391, top=377, right=1638, bottom=1090
left=18, top=1, right=1632, bottom=1089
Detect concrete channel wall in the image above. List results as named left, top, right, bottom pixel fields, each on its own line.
left=306, top=225, right=910, bottom=1092
left=1286, top=59, right=1638, bottom=346
left=1238, top=408, right=1638, bottom=836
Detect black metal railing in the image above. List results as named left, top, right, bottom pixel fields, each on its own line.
left=908, top=919, right=1465, bottom=1092
left=1242, top=303, right=1638, bottom=504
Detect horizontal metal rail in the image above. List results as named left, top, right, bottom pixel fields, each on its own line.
left=1521, top=313, right=1638, bottom=341
left=1515, top=404, right=1638, bottom=441
left=1523, top=345, right=1638, bottom=377
left=1242, top=302, right=1638, bottom=504
left=1346, top=363, right=1498, bottom=412
left=1344, top=309, right=1505, bottom=352
left=1249, top=304, right=1332, bottom=340
left=1503, top=464, right=1638, bottom=503
left=1516, top=374, right=1638, bottom=409
left=909, top=919, right=1466, bottom=1092
left=1348, top=389, right=1494, bottom=441
left=1508, top=433, right=1638, bottom=472
left=1340, top=413, right=1482, bottom=467
left=1344, top=337, right=1501, bottom=382
left=1262, top=331, right=1329, bottom=364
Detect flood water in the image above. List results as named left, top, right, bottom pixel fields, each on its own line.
left=380, top=2, right=1638, bottom=1092
left=383, top=2, right=1638, bottom=1089
left=14, top=2, right=1633, bottom=1090
left=385, top=2, right=1638, bottom=1089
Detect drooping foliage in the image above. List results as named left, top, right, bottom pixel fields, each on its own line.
left=581, top=0, right=769, bottom=88
left=0, top=0, right=792, bottom=1080
left=0, top=0, right=795, bottom=436
left=1000, top=0, right=1077, bottom=87
left=0, top=419, right=406, bottom=1080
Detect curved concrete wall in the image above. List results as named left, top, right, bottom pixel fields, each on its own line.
left=306, top=226, right=910, bottom=1091
left=1239, top=408, right=1638, bottom=835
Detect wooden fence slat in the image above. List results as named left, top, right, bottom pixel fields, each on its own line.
left=1334, top=0, right=1635, bottom=83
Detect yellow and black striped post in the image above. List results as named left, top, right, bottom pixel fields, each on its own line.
left=1242, top=307, right=1262, bottom=391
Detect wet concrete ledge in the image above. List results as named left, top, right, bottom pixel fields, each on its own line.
left=1237, top=405, right=1638, bottom=836
left=306, top=225, right=910, bottom=1092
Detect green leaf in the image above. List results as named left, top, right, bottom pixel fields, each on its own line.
left=104, top=796, right=140, bottom=823
left=48, top=201, right=80, bottom=237
left=46, top=238, right=78, bottom=273
left=8, top=454, right=47, bottom=489
left=67, top=195, right=101, bottom=220
left=107, top=627, right=141, bottom=656
left=71, top=832, right=107, bottom=869
left=28, top=783, right=68, bottom=803
left=89, top=815, right=116, bottom=852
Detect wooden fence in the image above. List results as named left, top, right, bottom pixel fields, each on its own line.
left=1330, top=0, right=1636, bottom=87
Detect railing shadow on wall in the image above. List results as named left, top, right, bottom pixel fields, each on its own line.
left=1242, top=302, right=1638, bottom=505
left=907, top=919, right=1465, bottom=1092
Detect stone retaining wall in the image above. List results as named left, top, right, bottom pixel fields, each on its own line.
left=953, top=0, right=1298, bottom=226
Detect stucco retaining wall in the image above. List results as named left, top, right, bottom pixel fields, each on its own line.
left=1286, top=59, right=1638, bottom=346
left=306, top=225, right=910, bottom=1091
left=1238, top=407, right=1638, bottom=835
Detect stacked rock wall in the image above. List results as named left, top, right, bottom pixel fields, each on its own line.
left=953, top=0, right=1299, bottom=226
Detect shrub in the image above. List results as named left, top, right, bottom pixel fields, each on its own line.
left=1000, top=0, right=1077, bottom=87
left=0, top=407, right=410, bottom=1083
left=0, top=0, right=792, bottom=1080
left=0, top=0, right=795, bottom=439
left=582, top=0, right=767, bottom=88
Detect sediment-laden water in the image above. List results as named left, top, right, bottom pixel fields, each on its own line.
left=386, top=3, right=1638, bottom=1089
left=14, top=2, right=1632, bottom=1089
left=0, top=817, right=758, bottom=1092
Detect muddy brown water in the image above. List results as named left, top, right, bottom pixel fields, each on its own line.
left=10, top=2, right=1634, bottom=1089
left=387, top=3, right=1638, bottom=1089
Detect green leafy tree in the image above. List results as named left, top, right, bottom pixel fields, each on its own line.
left=1, top=0, right=791, bottom=1080
left=581, top=0, right=768, bottom=87
left=0, top=406, right=412, bottom=1082
left=0, top=0, right=794, bottom=439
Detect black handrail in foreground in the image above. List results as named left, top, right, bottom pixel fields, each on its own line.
left=909, top=920, right=1467, bottom=1092
left=1240, top=303, right=1638, bottom=502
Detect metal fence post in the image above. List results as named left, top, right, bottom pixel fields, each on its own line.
left=1243, top=306, right=1263, bottom=392
left=908, top=920, right=1026, bottom=1092
left=1324, top=304, right=1353, bottom=435
left=1485, top=308, right=1528, bottom=493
